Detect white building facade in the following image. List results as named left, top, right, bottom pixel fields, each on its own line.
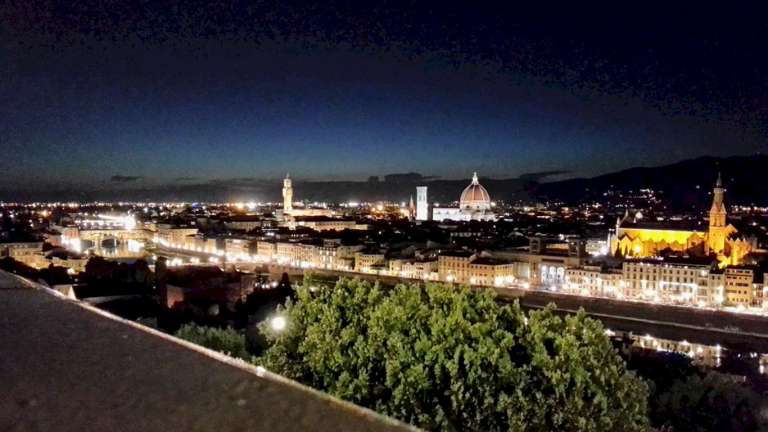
left=416, top=186, right=429, bottom=221
left=432, top=173, right=496, bottom=222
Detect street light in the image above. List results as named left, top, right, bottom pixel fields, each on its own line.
left=270, top=315, right=287, bottom=332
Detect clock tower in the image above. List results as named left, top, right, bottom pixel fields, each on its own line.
left=282, top=173, right=293, bottom=213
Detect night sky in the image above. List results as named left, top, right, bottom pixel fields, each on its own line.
left=2, top=2, right=768, bottom=197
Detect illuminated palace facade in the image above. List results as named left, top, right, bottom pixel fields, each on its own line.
left=280, top=174, right=335, bottom=219
left=610, top=174, right=753, bottom=266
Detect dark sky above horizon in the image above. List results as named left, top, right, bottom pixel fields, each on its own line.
left=2, top=2, right=768, bottom=195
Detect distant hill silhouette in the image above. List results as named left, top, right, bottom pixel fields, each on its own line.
left=288, top=170, right=567, bottom=204
left=3, top=156, right=767, bottom=206
left=536, top=154, right=768, bottom=208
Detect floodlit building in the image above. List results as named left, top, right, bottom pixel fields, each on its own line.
left=557, top=257, right=765, bottom=309
left=630, top=334, right=723, bottom=369
left=437, top=251, right=515, bottom=286
left=282, top=173, right=293, bottom=213
left=155, top=225, right=199, bottom=247
left=223, top=215, right=265, bottom=232
left=48, top=251, right=88, bottom=274
left=621, top=259, right=721, bottom=306
left=186, top=235, right=219, bottom=254
left=724, top=266, right=756, bottom=307
left=493, top=237, right=588, bottom=287
left=354, top=251, right=387, bottom=272
left=610, top=173, right=753, bottom=266
left=565, top=265, right=623, bottom=298
left=280, top=173, right=335, bottom=219
left=257, top=240, right=363, bottom=270
left=0, top=241, right=43, bottom=260
left=287, top=216, right=367, bottom=232
left=256, top=241, right=277, bottom=260
left=432, top=172, right=496, bottom=222
left=224, top=238, right=251, bottom=258
left=399, top=259, right=438, bottom=279
left=416, top=186, right=429, bottom=221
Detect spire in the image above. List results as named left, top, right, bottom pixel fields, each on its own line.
left=710, top=170, right=726, bottom=226
left=472, top=172, right=479, bottom=184
left=286, top=172, right=290, bottom=180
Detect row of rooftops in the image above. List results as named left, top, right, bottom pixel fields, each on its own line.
left=618, top=219, right=705, bottom=232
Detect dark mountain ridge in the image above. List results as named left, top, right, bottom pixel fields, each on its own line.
left=537, top=154, right=768, bottom=208
left=2, top=155, right=766, bottom=206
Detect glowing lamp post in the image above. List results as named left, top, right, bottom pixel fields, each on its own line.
left=270, top=315, right=287, bottom=333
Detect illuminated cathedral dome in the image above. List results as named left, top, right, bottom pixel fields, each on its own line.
left=459, top=172, right=491, bottom=210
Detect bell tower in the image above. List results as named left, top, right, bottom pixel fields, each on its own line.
left=282, top=173, right=293, bottom=213
left=707, top=172, right=727, bottom=255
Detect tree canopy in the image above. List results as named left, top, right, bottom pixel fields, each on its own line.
left=258, top=276, right=649, bottom=431
left=654, top=370, right=767, bottom=431
left=175, top=323, right=249, bottom=360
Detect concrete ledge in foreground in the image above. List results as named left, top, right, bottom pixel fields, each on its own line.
left=0, top=270, right=417, bottom=432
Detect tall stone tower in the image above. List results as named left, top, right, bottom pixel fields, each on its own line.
left=707, top=172, right=727, bottom=255
left=282, top=173, right=293, bottom=213
left=416, top=186, right=429, bottom=221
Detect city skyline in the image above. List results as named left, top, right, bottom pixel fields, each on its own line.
left=2, top=153, right=766, bottom=205
left=5, top=3, right=768, bottom=430
left=3, top=3, right=768, bottom=194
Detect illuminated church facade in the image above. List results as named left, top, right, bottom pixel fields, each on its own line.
left=610, top=174, right=753, bottom=266
left=432, top=172, right=497, bottom=222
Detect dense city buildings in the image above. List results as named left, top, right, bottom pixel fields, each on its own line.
left=4, top=163, right=768, bottom=432
left=5, top=165, right=768, bottom=416
left=9, top=4, right=768, bottom=430
left=5, top=169, right=767, bottom=314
